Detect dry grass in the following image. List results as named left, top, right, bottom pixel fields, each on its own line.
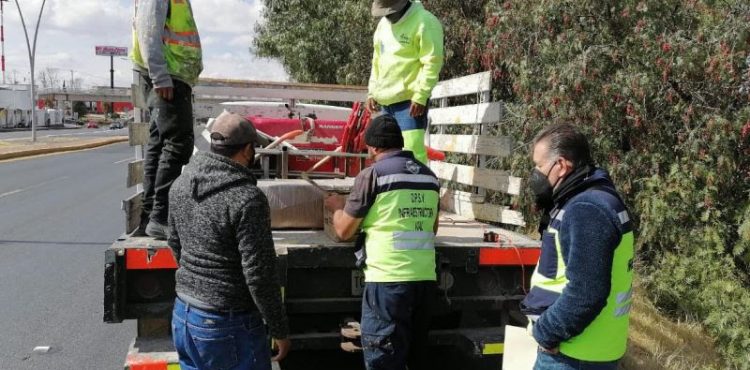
left=620, top=284, right=723, bottom=370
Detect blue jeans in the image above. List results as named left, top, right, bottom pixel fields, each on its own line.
left=381, top=101, right=428, bottom=131
left=381, top=101, right=429, bottom=164
left=172, top=297, right=272, bottom=370
left=361, top=281, right=436, bottom=370
left=534, top=350, right=619, bottom=370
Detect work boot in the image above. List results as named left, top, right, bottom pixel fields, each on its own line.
left=130, top=218, right=150, bottom=237
left=145, top=221, right=169, bottom=240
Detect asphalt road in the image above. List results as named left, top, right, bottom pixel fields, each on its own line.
left=0, top=126, right=128, bottom=141
left=0, top=142, right=137, bottom=370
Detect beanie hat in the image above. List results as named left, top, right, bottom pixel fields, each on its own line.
left=364, top=114, right=404, bottom=149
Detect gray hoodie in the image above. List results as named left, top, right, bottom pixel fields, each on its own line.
left=168, top=151, right=289, bottom=339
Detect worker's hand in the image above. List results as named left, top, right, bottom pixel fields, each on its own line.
left=324, top=194, right=346, bottom=212
left=539, top=346, right=559, bottom=355
left=155, top=86, right=174, bottom=101
left=272, top=338, right=292, bottom=362
left=366, top=97, right=379, bottom=113
left=409, top=101, right=426, bottom=117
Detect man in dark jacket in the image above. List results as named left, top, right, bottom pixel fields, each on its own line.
left=522, top=124, right=634, bottom=370
left=168, top=112, right=290, bottom=370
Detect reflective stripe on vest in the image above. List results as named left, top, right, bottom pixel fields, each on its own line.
left=361, top=154, right=439, bottom=283
left=527, top=193, right=634, bottom=362
left=131, top=0, right=203, bottom=84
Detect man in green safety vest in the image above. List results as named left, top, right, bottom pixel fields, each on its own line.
left=131, top=0, right=203, bottom=239
left=366, top=0, right=444, bottom=165
left=325, top=115, right=440, bottom=370
left=521, top=124, right=634, bottom=370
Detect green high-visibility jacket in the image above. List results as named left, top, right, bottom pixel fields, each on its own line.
left=368, top=1, right=444, bottom=106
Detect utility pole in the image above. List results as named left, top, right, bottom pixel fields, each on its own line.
left=1, top=0, right=8, bottom=85
left=110, top=55, right=114, bottom=89
left=14, top=0, right=47, bottom=142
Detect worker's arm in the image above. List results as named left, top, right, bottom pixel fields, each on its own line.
left=411, top=15, right=444, bottom=106
left=331, top=207, right=363, bottom=241
left=532, top=200, right=621, bottom=350
left=237, top=191, right=290, bottom=342
left=135, top=0, right=173, bottom=90
left=167, top=210, right=181, bottom=264
left=367, top=21, right=382, bottom=111
left=325, top=168, right=377, bottom=240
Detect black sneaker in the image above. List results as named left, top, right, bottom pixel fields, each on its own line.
left=145, top=221, right=168, bottom=240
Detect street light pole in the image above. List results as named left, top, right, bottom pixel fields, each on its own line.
left=14, top=0, right=46, bottom=142
left=1, top=0, right=9, bottom=85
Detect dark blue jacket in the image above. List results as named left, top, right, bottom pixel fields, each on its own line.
left=525, top=168, right=627, bottom=349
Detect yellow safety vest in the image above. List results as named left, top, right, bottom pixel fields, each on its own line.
left=132, top=0, right=203, bottom=85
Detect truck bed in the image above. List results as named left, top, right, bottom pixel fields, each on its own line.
left=113, top=214, right=539, bottom=251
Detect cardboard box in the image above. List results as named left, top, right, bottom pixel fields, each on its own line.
left=323, top=191, right=357, bottom=243
left=258, top=180, right=325, bottom=229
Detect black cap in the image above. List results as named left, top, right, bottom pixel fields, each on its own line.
left=365, top=114, right=404, bottom=149
left=371, top=0, right=409, bottom=17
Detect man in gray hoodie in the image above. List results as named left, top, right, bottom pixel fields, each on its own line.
left=168, top=112, right=291, bottom=369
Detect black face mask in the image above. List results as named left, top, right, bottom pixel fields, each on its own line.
left=529, top=161, right=559, bottom=211
left=244, top=147, right=256, bottom=169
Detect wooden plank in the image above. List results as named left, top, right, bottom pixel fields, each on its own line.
left=123, top=191, right=143, bottom=234
left=195, top=78, right=367, bottom=103
left=440, top=189, right=525, bottom=226
left=131, top=82, right=147, bottom=109
left=430, top=134, right=513, bottom=157
left=429, top=102, right=503, bottom=125
left=129, top=122, right=149, bottom=146
left=430, top=161, right=522, bottom=195
left=431, top=71, right=491, bottom=100
left=127, top=160, right=144, bottom=188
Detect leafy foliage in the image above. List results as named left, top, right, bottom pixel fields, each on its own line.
left=257, top=0, right=750, bottom=366
left=473, top=1, right=750, bottom=367
left=72, top=101, right=88, bottom=118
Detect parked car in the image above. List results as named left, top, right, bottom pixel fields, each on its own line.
left=110, top=122, right=122, bottom=130
left=86, top=122, right=99, bottom=129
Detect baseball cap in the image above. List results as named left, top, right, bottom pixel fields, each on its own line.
left=210, top=111, right=258, bottom=146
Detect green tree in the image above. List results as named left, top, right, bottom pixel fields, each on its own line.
left=255, top=0, right=374, bottom=85
left=72, top=101, right=88, bottom=119
left=467, top=1, right=750, bottom=367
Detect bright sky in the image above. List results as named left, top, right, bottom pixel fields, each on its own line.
left=2, top=0, right=288, bottom=88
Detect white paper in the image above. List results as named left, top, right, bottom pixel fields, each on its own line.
left=503, top=325, right=538, bottom=370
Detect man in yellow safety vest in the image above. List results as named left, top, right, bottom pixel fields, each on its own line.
left=522, top=124, right=634, bottom=370
left=131, top=0, right=203, bottom=239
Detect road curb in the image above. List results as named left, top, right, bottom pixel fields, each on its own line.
left=0, top=137, right=129, bottom=161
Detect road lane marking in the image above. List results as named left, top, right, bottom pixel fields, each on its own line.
left=0, top=176, right=70, bottom=200
left=47, top=129, right=114, bottom=138
left=0, top=189, right=23, bottom=198
left=114, top=157, right=135, bottom=164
